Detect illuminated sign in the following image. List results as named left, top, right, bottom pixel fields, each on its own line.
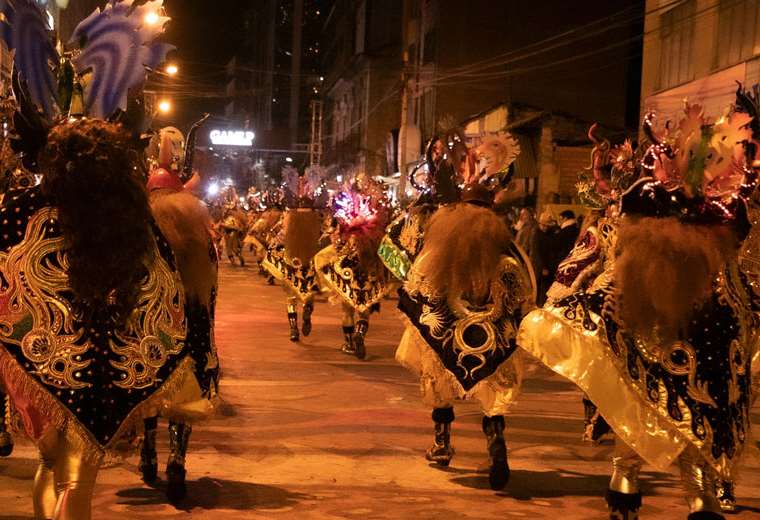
left=209, top=129, right=255, bottom=147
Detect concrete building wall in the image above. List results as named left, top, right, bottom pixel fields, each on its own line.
left=641, top=0, right=760, bottom=120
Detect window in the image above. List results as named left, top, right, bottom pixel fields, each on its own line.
left=714, top=0, right=760, bottom=70
left=658, top=0, right=696, bottom=90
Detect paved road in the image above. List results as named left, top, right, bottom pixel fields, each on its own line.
left=1, top=254, right=759, bottom=519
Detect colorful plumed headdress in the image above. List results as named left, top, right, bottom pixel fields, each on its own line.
left=411, top=129, right=520, bottom=206
left=575, top=124, right=642, bottom=211
left=461, top=131, right=521, bottom=205
left=0, top=0, right=174, bottom=171
left=332, top=172, right=391, bottom=237
left=621, top=85, right=760, bottom=239
left=281, top=164, right=328, bottom=209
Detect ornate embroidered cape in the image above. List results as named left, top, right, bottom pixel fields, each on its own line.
left=0, top=187, right=192, bottom=449
left=519, top=260, right=755, bottom=479
left=262, top=244, right=320, bottom=301
left=399, top=246, right=533, bottom=391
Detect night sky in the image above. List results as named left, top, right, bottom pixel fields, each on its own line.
left=159, top=0, right=251, bottom=129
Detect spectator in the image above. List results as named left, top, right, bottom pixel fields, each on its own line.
left=514, top=208, right=536, bottom=256
left=531, top=211, right=561, bottom=306
left=557, top=209, right=580, bottom=261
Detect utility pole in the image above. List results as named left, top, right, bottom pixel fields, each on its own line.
left=309, top=100, right=323, bottom=166
left=289, top=0, right=304, bottom=148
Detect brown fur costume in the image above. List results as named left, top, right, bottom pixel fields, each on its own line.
left=40, top=120, right=154, bottom=324
left=150, top=189, right=217, bottom=307
left=615, top=217, right=735, bottom=342
left=415, top=202, right=511, bottom=305
left=284, top=209, right=323, bottom=264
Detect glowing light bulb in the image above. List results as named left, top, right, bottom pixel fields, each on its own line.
left=144, top=11, right=160, bottom=25
left=165, top=64, right=179, bottom=76
left=158, top=99, right=172, bottom=114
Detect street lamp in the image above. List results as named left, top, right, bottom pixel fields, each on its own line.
left=158, top=99, right=172, bottom=114
left=165, top=64, right=179, bottom=76
left=144, top=11, right=161, bottom=25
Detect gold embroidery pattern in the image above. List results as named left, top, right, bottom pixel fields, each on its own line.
left=415, top=255, right=531, bottom=380
left=558, top=260, right=751, bottom=475
left=0, top=208, right=186, bottom=391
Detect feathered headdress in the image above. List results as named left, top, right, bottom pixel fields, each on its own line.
left=332, top=173, right=390, bottom=237
left=70, top=0, right=174, bottom=119
left=281, top=164, right=327, bottom=208
left=575, top=124, right=641, bottom=210
left=622, top=91, right=758, bottom=238
left=461, top=131, right=521, bottom=205
left=0, top=0, right=174, bottom=170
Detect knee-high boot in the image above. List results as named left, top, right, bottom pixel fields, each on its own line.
left=139, top=417, right=158, bottom=483
left=287, top=303, right=299, bottom=342
left=482, top=415, right=510, bottom=490
left=166, top=421, right=192, bottom=502
left=302, top=301, right=314, bottom=337
left=353, top=319, right=369, bottom=360
left=341, top=325, right=355, bottom=354
left=0, top=393, right=13, bottom=457
left=426, top=407, right=455, bottom=467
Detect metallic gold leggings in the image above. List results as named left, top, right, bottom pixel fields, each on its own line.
left=34, top=429, right=103, bottom=520
left=610, top=436, right=722, bottom=514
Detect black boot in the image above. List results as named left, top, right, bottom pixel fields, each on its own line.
left=482, top=415, right=510, bottom=490
left=353, top=320, right=368, bottom=360
left=715, top=480, right=736, bottom=513
left=302, top=302, right=314, bottom=337
left=139, top=417, right=158, bottom=483
left=166, top=421, right=192, bottom=503
left=583, top=397, right=612, bottom=444
left=341, top=325, right=356, bottom=355
left=606, top=489, right=642, bottom=520
left=267, top=275, right=275, bottom=285
left=288, top=304, right=299, bottom=342
left=0, top=394, right=13, bottom=458
left=426, top=407, right=455, bottom=467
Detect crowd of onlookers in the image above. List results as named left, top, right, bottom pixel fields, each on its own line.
left=511, top=208, right=581, bottom=306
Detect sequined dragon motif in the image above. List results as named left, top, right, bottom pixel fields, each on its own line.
left=399, top=252, right=532, bottom=390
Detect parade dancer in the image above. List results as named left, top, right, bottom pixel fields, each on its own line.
left=0, top=3, right=209, bottom=518
left=396, top=130, right=534, bottom=490
left=379, top=135, right=461, bottom=283
left=144, top=116, right=220, bottom=502
left=248, top=190, right=283, bottom=274
left=315, top=174, right=391, bottom=359
left=518, top=98, right=760, bottom=520
left=262, top=165, right=326, bottom=342
left=544, top=126, right=640, bottom=445
left=220, top=189, right=247, bottom=267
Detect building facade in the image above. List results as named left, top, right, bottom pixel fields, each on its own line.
left=321, top=0, right=403, bottom=177
left=641, top=0, right=760, bottom=120
left=399, top=0, right=644, bottom=205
